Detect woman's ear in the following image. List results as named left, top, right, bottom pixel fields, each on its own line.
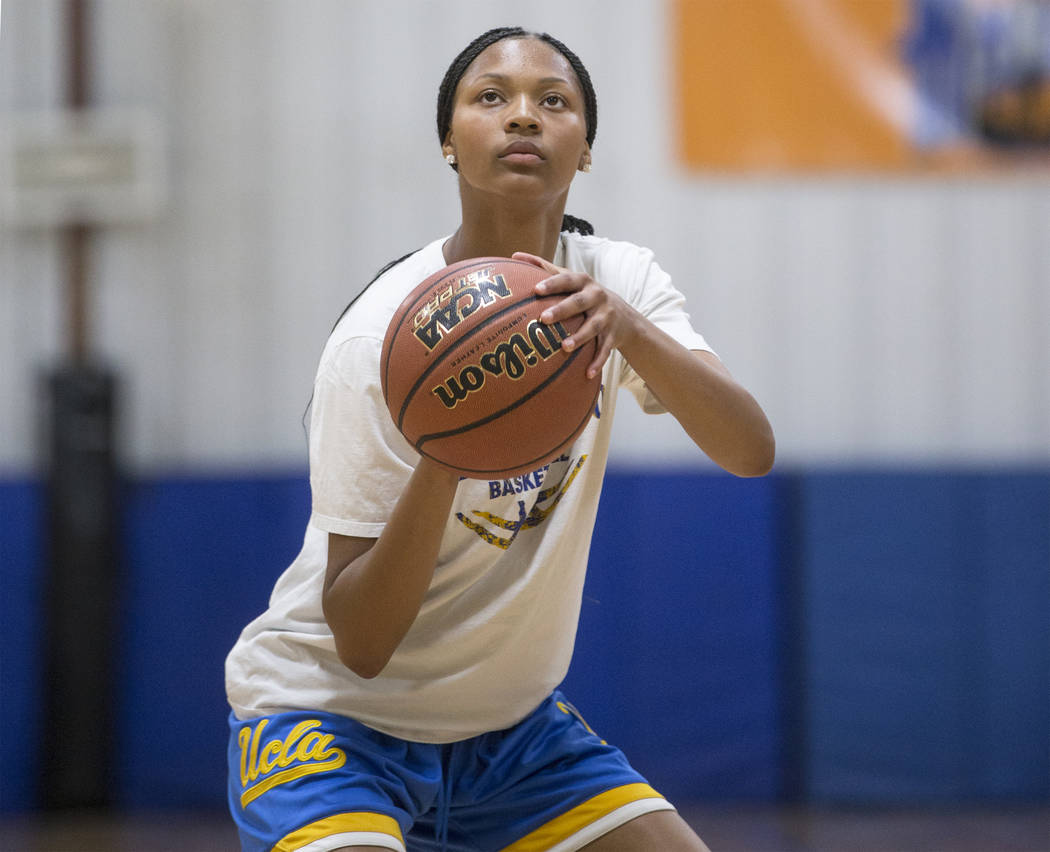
left=578, top=148, right=592, bottom=173
left=442, top=137, right=457, bottom=167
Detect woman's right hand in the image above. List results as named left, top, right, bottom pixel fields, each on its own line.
left=321, top=456, right=461, bottom=678
left=413, top=456, right=464, bottom=492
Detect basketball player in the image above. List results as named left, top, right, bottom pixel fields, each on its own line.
left=226, top=26, right=774, bottom=852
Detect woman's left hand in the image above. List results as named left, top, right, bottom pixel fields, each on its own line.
left=514, top=251, right=774, bottom=477
left=512, top=251, right=640, bottom=379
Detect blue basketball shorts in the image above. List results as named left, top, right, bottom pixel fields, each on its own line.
left=227, top=690, right=675, bottom=852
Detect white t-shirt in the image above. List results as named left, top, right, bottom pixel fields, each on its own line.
left=225, top=232, right=712, bottom=743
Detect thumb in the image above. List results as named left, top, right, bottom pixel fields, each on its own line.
left=511, top=251, right=561, bottom=274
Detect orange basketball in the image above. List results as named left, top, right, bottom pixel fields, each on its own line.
left=381, top=257, right=601, bottom=479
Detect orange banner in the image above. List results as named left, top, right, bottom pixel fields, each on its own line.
left=674, top=0, right=1050, bottom=171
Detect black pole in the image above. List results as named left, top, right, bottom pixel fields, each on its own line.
left=41, top=368, right=121, bottom=809
left=41, top=0, right=122, bottom=810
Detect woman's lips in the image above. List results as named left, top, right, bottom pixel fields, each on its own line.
left=499, top=141, right=544, bottom=164
left=500, top=151, right=543, bottom=164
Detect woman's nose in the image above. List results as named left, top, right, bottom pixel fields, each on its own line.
left=504, top=96, right=540, bottom=132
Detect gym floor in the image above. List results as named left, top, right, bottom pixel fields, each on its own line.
left=1, top=804, right=1047, bottom=851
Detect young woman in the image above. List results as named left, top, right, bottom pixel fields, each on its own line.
left=226, top=26, right=774, bottom=852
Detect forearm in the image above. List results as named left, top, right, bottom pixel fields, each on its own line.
left=322, top=459, right=460, bottom=678
left=618, top=314, right=775, bottom=477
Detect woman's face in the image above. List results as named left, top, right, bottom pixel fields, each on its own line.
left=444, top=37, right=591, bottom=205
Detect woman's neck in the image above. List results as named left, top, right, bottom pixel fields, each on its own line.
left=443, top=190, right=567, bottom=265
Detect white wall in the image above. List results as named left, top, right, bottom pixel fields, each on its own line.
left=2, top=0, right=1048, bottom=473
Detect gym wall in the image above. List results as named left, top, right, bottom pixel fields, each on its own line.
left=1, top=0, right=1047, bottom=812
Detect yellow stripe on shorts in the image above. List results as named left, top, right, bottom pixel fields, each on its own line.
left=273, top=811, right=404, bottom=852
left=500, top=782, right=665, bottom=851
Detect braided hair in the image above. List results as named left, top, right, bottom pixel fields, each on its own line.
left=312, top=30, right=598, bottom=433
left=436, top=26, right=598, bottom=236
left=331, top=29, right=597, bottom=335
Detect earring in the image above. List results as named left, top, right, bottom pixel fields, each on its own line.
left=445, top=153, right=456, bottom=166
left=581, top=161, right=592, bottom=173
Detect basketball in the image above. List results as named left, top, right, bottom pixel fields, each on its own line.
left=381, top=257, right=601, bottom=479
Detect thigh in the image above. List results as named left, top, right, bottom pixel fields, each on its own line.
left=444, top=692, right=679, bottom=851
left=580, top=809, right=711, bottom=852
left=227, top=710, right=440, bottom=852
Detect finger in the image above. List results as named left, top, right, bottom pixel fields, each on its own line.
left=512, top=253, right=578, bottom=297
left=511, top=251, right=561, bottom=275
left=586, top=338, right=615, bottom=379
left=559, top=309, right=603, bottom=352
left=561, top=313, right=611, bottom=379
left=538, top=288, right=591, bottom=325
left=558, top=314, right=611, bottom=378
left=535, top=271, right=589, bottom=294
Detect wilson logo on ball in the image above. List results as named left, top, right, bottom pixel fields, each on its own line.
left=382, top=257, right=601, bottom=479
left=432, top=318, right=571, bottom=410
left=412, top=268, right=512, bottom=351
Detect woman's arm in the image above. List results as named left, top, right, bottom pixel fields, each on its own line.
left=321, top=458, right=460, bottom=678
left=616, top=328, right=774, bottom=477
left=517, top=252, right=775, bottom=478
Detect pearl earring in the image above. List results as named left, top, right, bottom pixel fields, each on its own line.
left=445, top=153, right=456, bottom=166
left=581, top=161, right=591, bottom=173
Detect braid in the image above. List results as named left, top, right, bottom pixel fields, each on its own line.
left=561, top=214, right=594, bottom=236
left=437, top=27, right=598, bottom=151
left=336, top=27, right=601, bottom=341
left=328, top=249, right=419, bottom=333
left=535, top=32, right=597, bottom=237
left=534, top=32, right=597, bottom=149
left=305, top=248, right=421, bottom=435
left=436, top=27, right=599, bottom=238
left=436, top=27, right=598, bottom=150
left=436, top=27, right=529, bottom=151
left=313, top=29, right=600, bottom=437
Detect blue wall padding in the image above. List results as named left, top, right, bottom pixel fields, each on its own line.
left=561, top=471, right=784, bottom=803
left=0, top=481, right=44, bottom=813
left=3, top=469, right=1048, bottom=812
left=979, top=475, right=1050, bottom=798
left=113, top=475, right=310, bottom=808
left=799, top=471, right=1050, bottom=803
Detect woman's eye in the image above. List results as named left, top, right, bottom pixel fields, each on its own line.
left=480, top=91, right=502, bottom=103
left=544, top=95, right=565, bottom=107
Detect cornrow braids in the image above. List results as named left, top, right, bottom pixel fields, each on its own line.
left=304, top=247, right=423, bottom=435
left=328, top=248, right=421, bottom=334
left=320, top=25, right=599, bottom=375
left=560, top=214, right=594, bottom=236
left=535, top=31, right=598, bottom=149
left=436, top=27, right=528, bottom=151
left=436, top=26, right=598, bottom=237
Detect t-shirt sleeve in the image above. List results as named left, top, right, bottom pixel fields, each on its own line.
left=308, top=335, right=417, bottom=537
left=610, top=245, right=715, bottom=414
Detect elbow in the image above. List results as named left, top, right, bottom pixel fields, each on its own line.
left=343, top=656, right=387, bottom=680
left=729, top=433, right=776, bottom=478
left=736, top=456, right=774, bottom=478
left=332, top=638, right=389, bottom=680
left=322, top=598, right=390, bottom=679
